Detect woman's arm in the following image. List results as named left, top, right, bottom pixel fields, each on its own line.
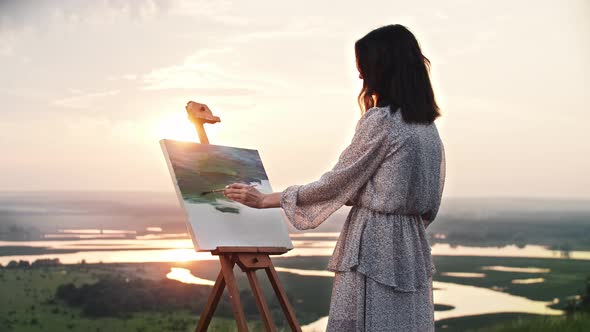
left=226, top=107, right=392, bottom=230
left=420, top=141, right=446, bottom=228
left=223, top=184, right=281, bottom=208
left=262, top=192, right=281, bottom=208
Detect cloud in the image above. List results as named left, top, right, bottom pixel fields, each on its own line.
left=166, top=0, right=248, bottom=25
left=225, top=17, right=325, bottom=43
left=140, top=47, right=286, bottom=94
left=0, top=0, right=169, bottom=28
left=0, top=0, right=173, bottom=60
left=434, top=11, right=449, bottom=20
left=0, top=0, right=243, bottom=34
left=51, top=89, right=120, bottom=109
left=0, top=41, right=13, bottom=56
left=141, top=61, right=230, bottom=91
left=107, top=74, right=138, bottom=81
left=135, top=16, right=324, bottom=94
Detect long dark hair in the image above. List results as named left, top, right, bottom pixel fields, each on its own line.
left=355, top=24, right=440, bottom=123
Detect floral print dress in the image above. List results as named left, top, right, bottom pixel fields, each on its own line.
left=280, top=105, right=445, bottom=331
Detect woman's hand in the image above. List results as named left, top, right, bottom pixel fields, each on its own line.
left=223, top=183, right=266, bottom=209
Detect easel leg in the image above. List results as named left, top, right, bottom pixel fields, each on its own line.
left=245, top=269, right=277, bottom=332
left=193, top=248, right=301, bottom=332
left=220, top=254, right=249, bottom=332
left=265, top=262, right=302, bottom=332
left=195, top=270, right=226, bottom=332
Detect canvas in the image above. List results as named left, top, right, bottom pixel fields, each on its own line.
left=160, top=139, right=293, bottom=251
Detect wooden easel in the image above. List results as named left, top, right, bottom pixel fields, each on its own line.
left=185, top=101, right=302, bottom=332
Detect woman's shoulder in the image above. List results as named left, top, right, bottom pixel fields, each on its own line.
left=355, top=105, right=389, bottom=132
left=362, top=104, right=439, bottom=140
left=359, top=105, right=404, bottom=132
left=365, top=104, right=393, bottom=115
left=361, top=104, right=397, bottom=124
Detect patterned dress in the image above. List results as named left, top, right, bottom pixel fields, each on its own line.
left=280, top=105, right=445, bottom=332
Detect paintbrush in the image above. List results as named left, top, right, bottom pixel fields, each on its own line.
left=201, top=184, right=260, bottom=196
left=201, top=188, right=227, bottom=195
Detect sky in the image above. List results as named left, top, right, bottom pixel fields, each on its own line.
left=0, top=0, right=589, bottom=199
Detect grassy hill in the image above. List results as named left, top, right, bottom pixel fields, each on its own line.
left=474, top=313, right=590, bottom=332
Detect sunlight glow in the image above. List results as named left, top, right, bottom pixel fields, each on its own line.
left=162, top=248, right=202, bottom=262
left=156, top=112, right=200, bottom=142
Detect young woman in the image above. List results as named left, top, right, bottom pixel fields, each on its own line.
left=224, top=24, right=445, bottom=332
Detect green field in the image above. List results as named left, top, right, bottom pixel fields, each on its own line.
left=474, top=313, right=590, bottom=332
left=1, top=254, right=589, bottom=331
left=0, top=266, right=276, bottom=332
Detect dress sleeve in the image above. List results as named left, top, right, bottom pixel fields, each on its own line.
left=421, top=142, right=446, bottom=228
left=280, top=108, right=392, bottom=230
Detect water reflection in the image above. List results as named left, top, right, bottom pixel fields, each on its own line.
left=166, top=267, right=215, bottom=286
left=482, top=266, right=551, bottom=273
left=0, top=239, right=335, bottom=251
left=43, top=234, right=130, bottom=239
left=432, top=244, right=590, bottom=260
left=0, top=238, right=195, bottom=250
left=58, top=229, right=137, bottom=234
left=441, top=272, right=486, bottom=278
left=2, top=233, right=590, bottom=265
left=302, top=316, right=330, bottom=332
left=0, top=249, right=215, bottom=265
left=433, top=280, right=562, bottom=320
left=0, top=246, right=333, bottom=265
left=274, top=267, right=334, bottom=277
left=512, top=278, right=545, bottom=284
left=136, top=233, right=189, bottom=240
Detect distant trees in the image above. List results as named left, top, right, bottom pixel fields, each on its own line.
left=56, top=277, right=217, bottom=317
left=31, top=258, right=61, bottom=268
left=2, top=258, right=61, bottom=269
left=54, top=276, right=287, bottom=323
left=5, top=260, right=28, bottom=268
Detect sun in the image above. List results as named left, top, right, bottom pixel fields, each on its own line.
left=156, top=112, right=200, bottom=142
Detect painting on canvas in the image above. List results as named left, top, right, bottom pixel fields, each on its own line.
left=160, top=139, right=293, bottom=251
